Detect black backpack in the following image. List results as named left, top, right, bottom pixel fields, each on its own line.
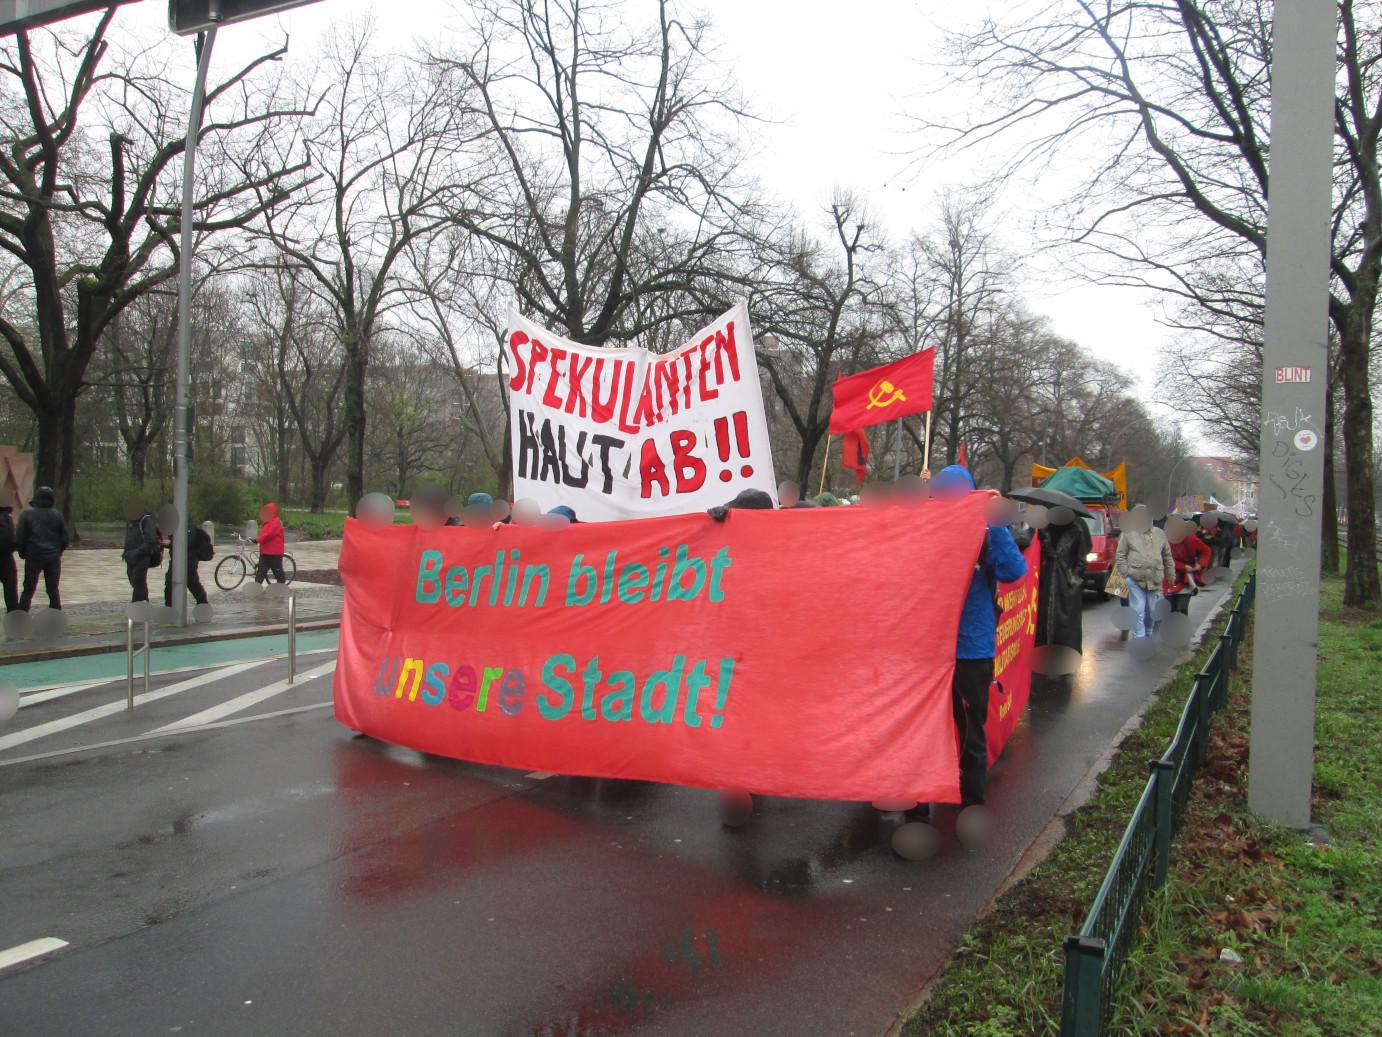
left=124, top=514, right=161, bottom=566
left=192, top=527, right=215, bottom=562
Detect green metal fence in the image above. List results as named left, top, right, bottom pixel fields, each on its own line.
left=1061, top=571, right=1257, bottom=1036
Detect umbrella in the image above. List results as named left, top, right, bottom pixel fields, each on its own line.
left=1005, top=486, right=1095, bottom=519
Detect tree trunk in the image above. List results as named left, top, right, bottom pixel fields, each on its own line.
left=34, top=392, right=78, bottom=529
left=344, top=348, right=367, bottom=515
left=309, top=457, right=330, bottom=513
left=797, top=425, right=826, bottom=494
left=1339, top=324, right=1379, bottom=605
left=130, top=439, right=148, bottom=489
left=276, top=405, right=291, bottom=504
left=1321, top=381, right=1339, bottom=575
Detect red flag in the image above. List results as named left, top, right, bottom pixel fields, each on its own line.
left=841, top=429, right=870, bottom=486
left=956, top=442, right=967, bottom=468
left=829, top=349, right=935, bottom=434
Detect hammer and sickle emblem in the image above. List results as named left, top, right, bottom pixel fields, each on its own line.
left=865, top=378, right=907, bottom=410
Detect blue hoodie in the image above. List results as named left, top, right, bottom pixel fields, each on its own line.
left=931, top=465, right=1028, bottom=660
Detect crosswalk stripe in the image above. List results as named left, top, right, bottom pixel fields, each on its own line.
left=0, top=702, right=333, bottom=769
left=17, top=648, right=338, bottom=705
left=148, top=661, right=336, bottom=734
left=0, top=658, right=270, bottom=754
left=0, top=937, right=68, bottom=971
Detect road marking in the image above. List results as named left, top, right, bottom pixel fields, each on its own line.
left=0, top=937, right=68, bottom=971
left=18, top=648, right=337, bottom=705
left=0, top=658, right=270, bottom=753
left=148, top=661, right=336, bottom=734
left=0, top=702, right=333, bottom=768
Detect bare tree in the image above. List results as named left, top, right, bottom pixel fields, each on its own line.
left=0, top=13, right=310, bottom=522
left=254, top=21, right=480, bottom=513
left=932, top=0, right=1379, bottom=604
left=429, top=0, right=756, bottom=345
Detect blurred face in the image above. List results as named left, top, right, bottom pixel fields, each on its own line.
left=778, top=481, right=800, bottom=508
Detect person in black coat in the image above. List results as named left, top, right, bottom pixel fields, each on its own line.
left=1035, top=515, right=1092, bottom=653
left=0, top=495, right=17, bottom=612
left=163, top=524, right=212, bottom=607
left=16, top=486, right=69, bottom=610
left=122, top=503, right=161, bottom=603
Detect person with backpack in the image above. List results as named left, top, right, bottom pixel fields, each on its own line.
left=16, top=486, right=69, bottom=610
left=122, top=502, right=162, bottom=602
left=164, top=523, right=213, bottom=607
left=909, top=465, right=1027, bottom=821
left=0, top=491, right=18, bottom=613
left=253, top=502, right=287, bottom=586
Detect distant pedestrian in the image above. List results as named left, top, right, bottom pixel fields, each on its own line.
left=0, top=491, right=18, bottom=612
left=16, top=485, right=68, bottom=611
left=1115, top=504, right=1174, bottom=639
left=122, top=501, right=162, bottom=602
left=1035, top=515, right=1092, bottom=653
left=253, top=502, right=287, bottom=585
left=163, top=523, right=213, bottom=607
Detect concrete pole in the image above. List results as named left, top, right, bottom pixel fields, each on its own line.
left=172, top=27, right=217, bottom=626
left=1247, top=0, right=1335, bottom=828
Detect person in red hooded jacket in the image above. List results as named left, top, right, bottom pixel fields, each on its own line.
left=253, top=502, right=287, bottom=586
left=1165, top=522, right=1211, bottom=616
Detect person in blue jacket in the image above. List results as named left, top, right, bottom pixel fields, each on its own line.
left=926, top=465, right=1028, bottom=812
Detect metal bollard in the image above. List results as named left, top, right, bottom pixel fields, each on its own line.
left=287, top=590, right=296, bottom=684
left=125, top=617, right=150, bottom=711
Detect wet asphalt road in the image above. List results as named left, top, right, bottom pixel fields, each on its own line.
left=0, top=573, right=1240, bottom=1037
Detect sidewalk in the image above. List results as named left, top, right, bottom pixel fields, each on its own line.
left=1, top=540, right=345, bottom=665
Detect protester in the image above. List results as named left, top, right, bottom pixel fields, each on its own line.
left=547, top=505, right=578, bottom=523
left=16, top=486, right=68, bottom=611
left=0, top=491, right=17, bottom=612
left=1115, top=504, right=1174, bottom=639
left=911, top=465, right=1027, bottom=820
left=122, top=502, right=162, bottom=602
left=253, top=502, right=287, bottom=586
left=1035, top=513, right=1092, bottom=653
left=707, top=488, right=774, bottom=521
left=1165, top=522, right=1211, bottom=616
left=163, top=523, right=213, bottom=608
left=777, top=480, right=816, bottom=508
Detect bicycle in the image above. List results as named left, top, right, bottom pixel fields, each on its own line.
left=214, top=531, right=297, bottom=591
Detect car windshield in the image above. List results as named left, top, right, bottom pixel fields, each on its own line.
left=1081, top=512, right=1106, bottom=536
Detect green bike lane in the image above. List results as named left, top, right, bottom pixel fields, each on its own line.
left=4, top=628, right=341, bottom=691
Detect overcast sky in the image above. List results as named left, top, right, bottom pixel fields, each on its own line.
left=111, top=0, right=1193, bottom=442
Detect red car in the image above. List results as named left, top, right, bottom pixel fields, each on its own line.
left=1081, top=502, right=1122, bottom=599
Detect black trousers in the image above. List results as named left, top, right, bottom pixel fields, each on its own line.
left=953, top=658, right=994, bottom=807
left=1, top=549, right=17, bottom=611
left=127, top=560, right=152, bottom=602
left=20, top=554, right=61, bottom=610
left=254, top=553, right=286, bottom=584
left=164, top=564, right=208, bottom=606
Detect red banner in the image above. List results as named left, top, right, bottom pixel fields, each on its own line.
left=988, top=541, right=1040, bottom=765
left=333, top=494, right=1033, bottom=803
left=828, top=349, right=936, bottom=434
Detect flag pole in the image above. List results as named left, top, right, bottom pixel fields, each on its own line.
left=819, top=434, right=832, bottom=496
left=892, top=418, right=902, bottom=481
left=921, top=411, right=932, bottom=476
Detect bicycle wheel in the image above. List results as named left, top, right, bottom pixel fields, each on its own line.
left=282, top=553, right=297, bottom=584
left=215, top=555, right=247, bottom=591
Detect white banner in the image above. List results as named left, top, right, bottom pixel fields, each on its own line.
left=504, top=303, right=778, bottom=522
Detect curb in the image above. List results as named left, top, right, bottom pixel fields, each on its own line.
left=0, top=617, right=341, bottom=666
